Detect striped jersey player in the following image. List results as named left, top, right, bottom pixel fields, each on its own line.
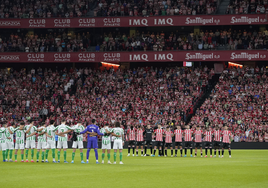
left=164, top=127, right=173, bottom=157
left=174, top=125, right=183, bottom=157
left=203, top=127, right=213, bottom=157
left=136, top=126, right=144, bottom=156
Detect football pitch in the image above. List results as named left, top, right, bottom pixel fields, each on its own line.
left=0, top=149, right=267, bottom=188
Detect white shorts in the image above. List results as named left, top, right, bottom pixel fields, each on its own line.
left=57, top=141, right=68, bottom=149
left=6, top=142, right=14, bottom=150
left=0, top=142, right=7, bottom=151
left=101, top=143, right=111, bottom=150
left=37, top=142, right=47, bottom=150
left=72, top=141, right=84, bottom=149
left=46, top=140, right=56, bottom=149
left=113, top=140, right=123, bottom=150
left=15, top=143, right=25, bottom=150
left=26, top=140, right=36, bottom=149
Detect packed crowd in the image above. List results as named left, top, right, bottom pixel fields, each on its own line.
left=0, top=0, right=218, bottom=18
left=1, top=28, right=268, bottom=52
left=226, top=0, right=268, bottom=14
left=189, top=66, right=268, bottom=142
left=0, top=66, right=213, bottom=140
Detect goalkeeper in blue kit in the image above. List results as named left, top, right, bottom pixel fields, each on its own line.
left=79, top=119, right=104, bottom=164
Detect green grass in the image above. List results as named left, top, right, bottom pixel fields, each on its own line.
left=0, top=149, right=267, bottom=188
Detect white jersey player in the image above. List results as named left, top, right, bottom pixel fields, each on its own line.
left=45, top=120, right=57, bottom=163
left=36, top=122, right=47, bottom=163
left=24, top=121, right=38, bottom=162
left=71, top=122, right=85, bottom=164
left=14, top=122, right=26, bottom=162
left=100, top=124, right=113, bottom=164
left=111, top=122, right=124, bottom=164
left=0, top=125, right=7, bottom=162
left=5, top=123, right=16, bottom=162
left=54, top=120, right=72, bottom=163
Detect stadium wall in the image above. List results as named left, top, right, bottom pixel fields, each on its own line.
left=67, top=142, right=268, bottom=149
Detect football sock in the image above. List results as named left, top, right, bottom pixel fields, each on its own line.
left=57, top=151, right=60, bottom=161
left=222, top=150, right=224, bottom=155
left=72, top=152, right=75, bottom=160
left=45, top=150, right=49, bottom=160
left=190, top=149, right=192, bottom=155
left=2, top=151, right=5, bottom=160
left=5, top=149, right=9, bottom=160
left=21, top=154, right=24, bottom=160
left=64, top=151, right=67, bottom=161
left=36, top=151, right=40, bottom=160
left=141, top=150, right=143, bottom=155
left=171, top=150, right=173, bottom=155
left=180, top=149, right=183, bottom=155
left=86, top=149, right=90, bottom=160
left=159, top=149, right=161, bottom=155
left=102, top=153, right=105, bottom=160
left=175, top=149, right=178, bottom=155
left=195, top=152, right=197, bottom=156
left=185, top=149, right=187, bottom=155
left=214, top=150, right=216, bottom=155
left=128, top=148, right=130, bottom=154
left=107, top=153, right=110, bottom=161
left=210, top=149, right=212, bottom=155
left=114, top=153, right=117, bottom=161
left=218, top=150, right=220, bottom=156
left=31, top=149, right=34, bottom=160
left=144, top=147, right=147, bottom=155
left=15, top=154, right=17, bottom=160
left=201, top=152, right=203, bottom=156
left=229, top=150, right=231, bottom=156
left=136, top=150, right=138, bottom=155
left=119, top=152, right=123, bottom=161
left=94, top=149, right=98, bottom=160
left=165, top=150, right=167, bottom=155
left=52, top=149, right=55, bottom=159
left=154, top=149, right=156, bottom=155
left=150, top=147, right=153, bottom=154
left=9, top=150, right=13, bottom=160
left=25, top=150, right=29, bottom=159
left=42, top=151, right=44, bottom=161
left=80, top=152, right=83, bottom=161
left=205, top=148, right=208, bottom=155
left=132, top=148, right=135, bottom=154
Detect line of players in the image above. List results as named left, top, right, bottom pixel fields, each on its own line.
left=127, top=124, right=232, bottom=158
left=0, top=120, right=125, bottom=164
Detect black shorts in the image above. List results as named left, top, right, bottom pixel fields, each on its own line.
left=214, top=141, right=222, bottom=148
left=165, top=143, right=173, bottom=148
left=128, top=140, right=136, bottom=146
left=175, top=142, right=182, bottom=147
left=184, top=141, right=192, bottom=148
left=195, top=142, right=202, bottom=148
left=144, top=140, right=153, bottom=146
left=204, top=142, right=213, bottom=148
left=154, top=141, right=163, bottom=147
left=136, top=141, right=144, bottom=146
left=222, top=143, right=231, bottom=149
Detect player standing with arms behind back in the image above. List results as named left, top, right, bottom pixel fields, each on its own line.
left=0, top=124, right=7, bottom=162
left=213, top=125, right=222, bottom=158
left=204, top=127, right=213, bottom=157
left=194, top=126, right=203, bottom=157
left=174, top=125, right=183, bottom=157
left=135, top=126, right=144, bottom=156
left=71, top=121, right=85, bottom=164
left=45, top=120, right=57, bottom=163
left=5, top=123, right=16, bottom=162
left=222, top=125, right=232, bottom=158
left=100, top=123, right=112, bottom=164
left=127, top=125, right=136, bottom=156
left=184, top=125, right=193, bottom=157
left=24, top=121, right=38, bottom=163
left=111, top=122, right=124, bottom=164
left=144, top=124, right=153, bottom=156
left=164, top=126, right=174, bottom=157
left=14, top=122, right=26, bottom=162
left=153, top=124, right=164, bottom=157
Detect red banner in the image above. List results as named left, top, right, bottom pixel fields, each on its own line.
left=0, top=14, right=266, bottom=28
left=0, top=50, right=267, bottom=62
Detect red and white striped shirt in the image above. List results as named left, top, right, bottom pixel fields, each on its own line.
left=165, top=131, right=173, bottom=143
left=222, top=130, right=231, bottom=143
left=174, top=129, right=183, bottom=142
left=194, top=130, right=203, bottom=142
left=154, top=129, right=164, bottom=141
left=204, top=131, right=213, bottom=142
left=136, top=129, right=144, bottom=142
left=127, top=128, right=136, bottom=141
left=213, top=130, right=221, bottom=141
left=184, top=129, right=193, bottom=142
